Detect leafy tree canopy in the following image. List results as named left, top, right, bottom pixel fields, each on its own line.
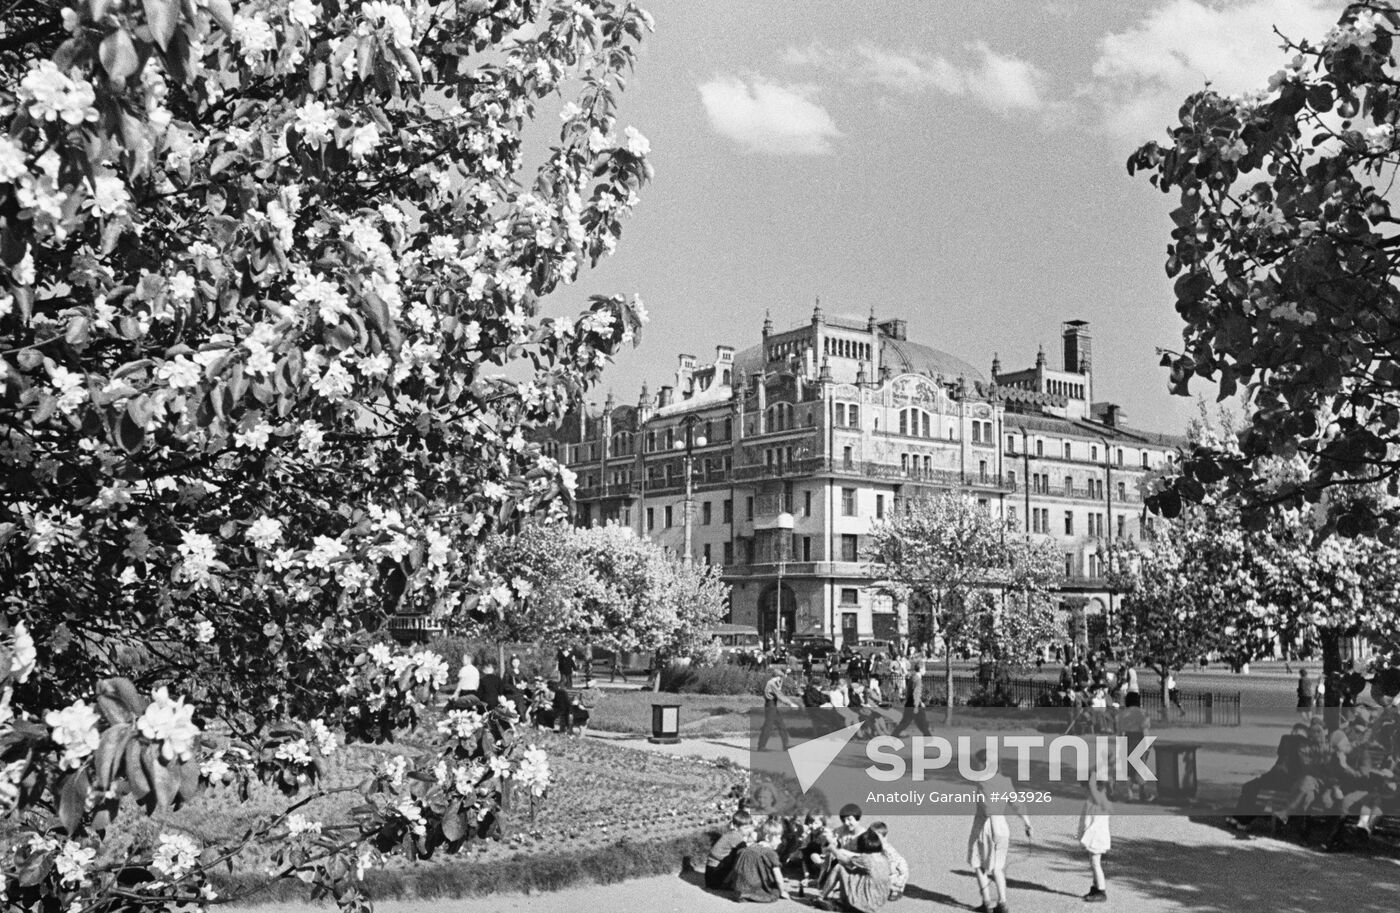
left=1131, top=1, right=1400, bottom=539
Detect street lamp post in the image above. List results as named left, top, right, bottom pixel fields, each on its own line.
left=673, top=414, right=707, bottom=564
left=774, top=512, right=794, bottom=644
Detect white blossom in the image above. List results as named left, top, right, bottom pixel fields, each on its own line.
left=137, top=687, right=201, bottom=762
left=45, top=701, right=101, bottom=769
left=151, top=833, right=200, bottom=881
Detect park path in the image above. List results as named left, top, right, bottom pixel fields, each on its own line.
left=237, top=813, right=1400, bottom=913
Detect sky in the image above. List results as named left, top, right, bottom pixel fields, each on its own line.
left=557, top=0, right=1349, bottom=436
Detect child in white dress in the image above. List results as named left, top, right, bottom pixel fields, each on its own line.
left=1077, top=774, right=1112, bottom=902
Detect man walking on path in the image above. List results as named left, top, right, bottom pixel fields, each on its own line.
left=756, top=667, right=798, bottom=751
left=891, top=660, right=932, bottom=738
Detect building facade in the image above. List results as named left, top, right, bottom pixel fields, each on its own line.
left=539, top=305, right=1183, bottom=650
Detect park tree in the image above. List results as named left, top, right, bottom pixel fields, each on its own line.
left=483, top=520, right=728, bottom=673
left=1130, top=1, right=1400, bottom=540
left=865, top=492, right=1062, bottom=719
left=0, top=0, right=655, bottom=910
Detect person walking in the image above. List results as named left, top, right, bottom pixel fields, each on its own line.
left=756, top=667, right=799, bottom=751
left=556, top=647, right=575, bottom=689
left=968, top=748, right=1033, bottom=913
left=1297, top=668, right=1315, bottom=719
left=890, top=660, right=932, bottom=738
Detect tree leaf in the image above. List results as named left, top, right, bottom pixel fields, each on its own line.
left=100, top=29, right=141, bottom=84
left=143, top=0, right=180, bottom=50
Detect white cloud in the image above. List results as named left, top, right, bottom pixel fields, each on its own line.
left=782, top=41, right=1048, bottom=115
left=1086, top=0, right=1340, bottom=146
left=698, top=76, right=842, bottom=155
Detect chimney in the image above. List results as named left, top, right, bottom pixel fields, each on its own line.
left=657, top=385, right=673, bottom=408
left=1063, top=320, right=1092, bottom=375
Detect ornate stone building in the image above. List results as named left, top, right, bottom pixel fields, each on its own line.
left=538, top=304, right=1183, bottom=650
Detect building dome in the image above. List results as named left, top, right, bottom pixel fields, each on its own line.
left=878, top=337, right=985, bottom=384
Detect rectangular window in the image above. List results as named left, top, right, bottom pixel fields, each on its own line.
left=1116, top=448, right=1124, bottom=467
left=1036, top=439, right=1045, bottom=457
left=1064, top=511, right=1074, bottom=535
left=979, top=460, right=989, bottom=482
left=1142, top=452, right=1149, bottom=468
left=1007, top=435, right=1016, bottom=452
left=1008, top=506, right=1018, bottom=529
left=922, top=414, right=931, bottom=438
left=840, top=587, right=860, bottom=605
left=1117, top=482, right=1126, bottom=501
left=899, top=411, right=908, bottom=436
left=746, top=497, right=754, bottom=521
left=842, top=488, right=857, bottom=516
left=848, top=405, right=860, bottom=427
left=1091, top=445, right=1098, bottom=461
left=1007, top=471, right=1017, bottom=489
left=802, top=536, right=812, bottom=561
left=646, top=508, right=654, bottom=532
left=723, top=541, right=734, bottom=565
left=1065, top=476, right=1073, bottom=495
left=665, top=506, right=673, bottom=528
left=875, top=494, right=885, bottom=520
left=702, top=543, right=711, bottom=563
left=843, top=445, right=854, bottom=469
left=841, top=534, right=859, bottom=562
left=835, top=403, right=846, bottom=426
left=804, top=491, right=813, bottom=517
left=1064, top=442, right=1072, bottom=459
left=1117, top=515, right=1126, bottom=539
left=723, top=499, right=733, bottom=523
left=1065, top=552, right=1074, bottom=576
left=702, top=501, right=712, bottom=525
left=972, top=422, right=981, bottom=444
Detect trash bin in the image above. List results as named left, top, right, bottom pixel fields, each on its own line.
left=1153, top=741, right=1200, bottom=801
left=650, top=702, right=681, bottom=744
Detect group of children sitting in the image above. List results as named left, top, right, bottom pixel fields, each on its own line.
left=703, top=803, right=908, bottom=912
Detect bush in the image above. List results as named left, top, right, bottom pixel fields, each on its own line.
left=661, top=662, right=768, bottom=695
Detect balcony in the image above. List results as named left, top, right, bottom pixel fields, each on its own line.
left=731, top=457, right=1015, bottom=491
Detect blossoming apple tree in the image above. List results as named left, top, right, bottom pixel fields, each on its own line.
left=865, top=492, right=1062, bottom=719
left=1, top=0, right=654, bottom=909
left=483, top=520, right=728, bottom=664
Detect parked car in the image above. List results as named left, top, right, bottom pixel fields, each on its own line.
left=788, top=637, right=837, bottom=663
left=702, top=624, right=763, bottom=659
left=850, top=639, right=895, bottom=658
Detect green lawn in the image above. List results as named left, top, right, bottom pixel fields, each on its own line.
left=587, top=691, right=760, bottom=738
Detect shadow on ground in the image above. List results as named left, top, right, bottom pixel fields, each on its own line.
left=1097, top=835, right=1400, bottom=913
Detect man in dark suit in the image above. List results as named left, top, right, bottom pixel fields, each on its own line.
left=477, top=660, right=506, bottom=711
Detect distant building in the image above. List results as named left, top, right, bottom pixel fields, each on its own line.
left=538, top=304, right=1183, bottom=651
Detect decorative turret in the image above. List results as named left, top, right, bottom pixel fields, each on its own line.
left=812, top=296, right=824, bottom=326
left=637, top=382, right=654, bottom=422
left=819, top=356, right=832, bottom=384
left=867, top=305, right=878, bottom=333
left=855, top=362, right=868, bottom=386
left=1035, top=344, right=1046, bottom=368
left=762, top=310, right=773, bottom=338
left=991, top=352, right=1001, bottom=377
